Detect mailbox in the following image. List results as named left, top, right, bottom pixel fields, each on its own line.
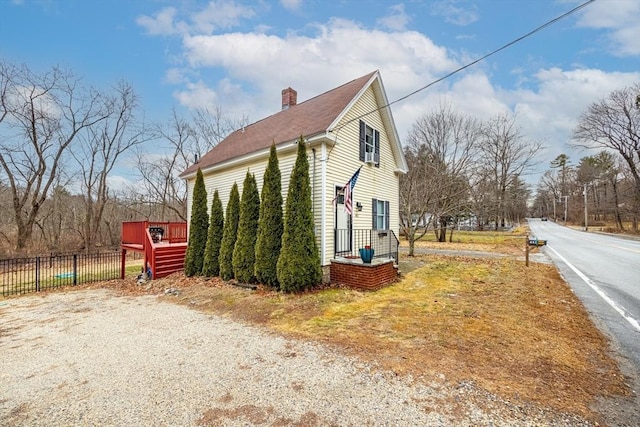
left=528, top=238, right=547, bottom=246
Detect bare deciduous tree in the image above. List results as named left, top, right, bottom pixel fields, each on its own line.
left=572, top=83, right=640, bottom=221
left=134, top=106, right=243, bottom=222
left=400, top=104, right=481, bottom=253
left=0, top=61, right=110, bottom=251
left=479, top=113, right=542, bottom=229
left=73, top=81, right=148, bottom=252
left=134, top=108, right=193, bottom=221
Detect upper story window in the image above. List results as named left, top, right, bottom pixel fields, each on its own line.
left=365, top=125, right=375, bottom=154
left=359, top=120, right=380, bottom=167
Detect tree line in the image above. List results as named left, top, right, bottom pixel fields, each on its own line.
left=532, top=83, right=640, bottom=230
left=400, top=82, right=639, bottom=255
left=399, top=105, right=539, bottom=255
left=0, top=60, right=242, bottom=256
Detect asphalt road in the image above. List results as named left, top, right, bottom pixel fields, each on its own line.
left=527, top=218, right=640, bottom=375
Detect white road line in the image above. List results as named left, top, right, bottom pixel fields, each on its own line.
left=547, top=245, right=640, bottom=332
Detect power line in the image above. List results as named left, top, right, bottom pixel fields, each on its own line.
left=332, top=0, right=597, bottom=132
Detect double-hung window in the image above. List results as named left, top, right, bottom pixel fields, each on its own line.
left=359, top=120, right=380, bottom=167
left=372, top=198, right=390, bottom=230
left=365, top=125, right=375, bottom=156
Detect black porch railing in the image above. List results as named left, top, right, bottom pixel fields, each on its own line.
left=1, top=251, right=121, bottom=296
left=334, top=229, right=399, bottom=262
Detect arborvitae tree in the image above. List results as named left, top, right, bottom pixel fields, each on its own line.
left=233, top=171, right=260, bottom=283
left=184, top=169, right=209, bottom=276
left=254, top=143, right=283, bottom=288
left=277, top=137, right=322, bottom=292
left=219, top=182, right=240, bottom=280
left=202, top=189, right=224, bottom=277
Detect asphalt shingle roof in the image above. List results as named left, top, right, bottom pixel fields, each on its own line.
left=180, top=71, right=377, bottom=177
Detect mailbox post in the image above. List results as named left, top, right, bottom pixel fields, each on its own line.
left=526, top=235, right=548, bottom=267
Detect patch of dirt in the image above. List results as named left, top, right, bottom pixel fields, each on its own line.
left=14, top=246, right=638, bottom=426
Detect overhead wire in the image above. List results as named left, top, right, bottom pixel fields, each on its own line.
left=330, top=0, right=598, bottom=133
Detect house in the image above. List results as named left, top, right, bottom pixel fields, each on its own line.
left=180, top=71, right=408, bottom=285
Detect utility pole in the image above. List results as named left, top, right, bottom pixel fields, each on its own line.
left=553, top=197, right=556, bottom=222
left=583, top=184, right=588, bottom=231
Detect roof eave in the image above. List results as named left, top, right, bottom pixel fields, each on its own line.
left=180, top=131, right=334, bottom=180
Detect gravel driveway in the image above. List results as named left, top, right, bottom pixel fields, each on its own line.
left=1, top=289, right=590, bottom=426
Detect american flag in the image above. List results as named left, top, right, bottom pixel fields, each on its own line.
left=343, top=166, right=362, bottom=215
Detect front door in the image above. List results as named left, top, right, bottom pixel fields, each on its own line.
left=335, top=187, right=351, bottom=254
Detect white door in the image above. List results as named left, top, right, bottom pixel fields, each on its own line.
left=335, top=187, right=351, bottom=254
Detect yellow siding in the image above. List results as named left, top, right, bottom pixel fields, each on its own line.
left=320, top=85, right=401, bottom=264
left=200, top=148, right=297, bottom=214
left=185, top=144, right=321, bottom=250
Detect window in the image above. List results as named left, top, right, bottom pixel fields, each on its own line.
left=365, top=125, right=375, bottom=155
left=372, top=198, right=390, bottom=230
left=359, top=120, right=380, bottom=167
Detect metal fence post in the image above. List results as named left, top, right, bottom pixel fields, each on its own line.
left=73, top=254, right=78, bottom=286
left=35, top=257, right=41, bottom=292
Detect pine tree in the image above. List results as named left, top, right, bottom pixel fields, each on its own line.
left=219, top=182, right=240, bottom=280
left=202, top=189, right=224, bottom=277
left=184, top=169, right=209, bottom=276
left=277, top=137, right=322, bottom=292
left=254, top=143, right=283, bottom=288
left=233, top=171, right=260, bottom=283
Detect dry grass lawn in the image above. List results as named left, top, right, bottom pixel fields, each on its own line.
left=46, top=228, right=633, bottom=424
left=146, top=260, right=628, bottom=423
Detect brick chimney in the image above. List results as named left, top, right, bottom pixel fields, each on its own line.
left=281, top=87, right=297, bottom=110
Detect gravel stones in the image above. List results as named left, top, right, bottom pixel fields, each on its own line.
left=1, top=289, right=590, bottom=426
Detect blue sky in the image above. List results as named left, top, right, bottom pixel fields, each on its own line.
left=1, top=0, right=639, bottom=187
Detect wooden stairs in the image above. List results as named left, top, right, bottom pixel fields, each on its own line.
left=121, top=221, right=188, bottom=279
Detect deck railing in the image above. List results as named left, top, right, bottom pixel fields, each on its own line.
left=333, top=229, right=399, bottom=262
left=122, top=221, right=187, bottom=245
left=121, top=221, right=187, bottom=280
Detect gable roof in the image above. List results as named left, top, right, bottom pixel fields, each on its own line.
left=181, top=70, right=406, bottom=178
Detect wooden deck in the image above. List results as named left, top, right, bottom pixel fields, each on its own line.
left=121, top=221, right=188, bottom=279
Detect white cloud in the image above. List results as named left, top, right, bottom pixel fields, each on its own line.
left=137, top=1, right=255, bottom=36
left=389, top=66, right=639, bottom=183
left=137, top=7, right=183, bottom=36
left=173, top=80, right=220, bottom=110
left=191, top=1, right=256, bottom=34
left=431, top=0, right=479, bottom=26
left=176, top=17, right=460, bottom=129
left=165, top=68, right=188, bottom=85
left=508, top=67, right=640, bottom=167
left=280, top=0, right=302, bottom=12
left=107, top=174, right=138, bottom=193
left=377, top=3, right=411, bottom=31
left=574, top=0, right=640, bottom=56
left=182, top=18, right=455, bottom=90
